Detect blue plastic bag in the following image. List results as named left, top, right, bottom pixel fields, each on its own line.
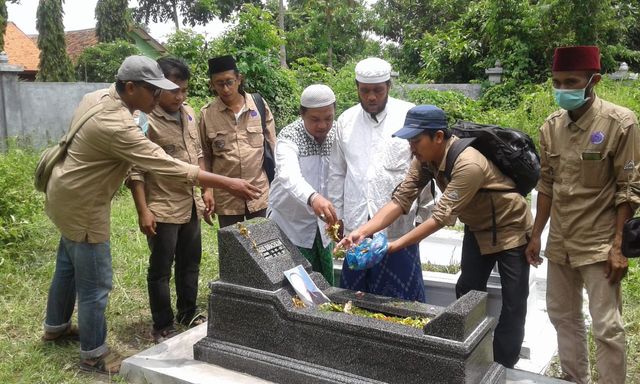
left=346, top=233, right=388, bottom=270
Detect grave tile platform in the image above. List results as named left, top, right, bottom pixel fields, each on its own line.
left=120, top=323, right=568, bottom=384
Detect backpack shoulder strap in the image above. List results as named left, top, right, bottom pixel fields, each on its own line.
left=251, top=93, right=267, bottom=134
left=60, top=102, right=106, bottom=147
left=444, top=137, right=475, bottom=181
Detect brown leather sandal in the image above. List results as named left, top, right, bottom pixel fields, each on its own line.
left=42, top=325, right=80, bottom=344
left=79, top=349, right=122, bottom=375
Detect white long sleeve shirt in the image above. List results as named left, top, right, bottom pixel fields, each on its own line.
left=268, top=119, right=336, bottom=249
left=328, top=97, right=416, bottom=240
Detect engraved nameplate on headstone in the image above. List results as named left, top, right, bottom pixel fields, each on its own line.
left=257, top=239, right=287, bottom=259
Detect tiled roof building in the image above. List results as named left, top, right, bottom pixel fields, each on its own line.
left=3, top=22, right=39, bottom=79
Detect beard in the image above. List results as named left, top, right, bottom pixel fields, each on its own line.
left=359, top=94, right=388, bottom=116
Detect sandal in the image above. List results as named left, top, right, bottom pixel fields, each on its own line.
left=151, top=324, right=179, bottom=343
left=179, top=314, right=207, bottom=328
left=79, top=349, right=122, bottom=375
left=42, top=324, right=80, bottom=344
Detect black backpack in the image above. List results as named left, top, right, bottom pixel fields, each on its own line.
left=445, top=121, right=541, bottom=196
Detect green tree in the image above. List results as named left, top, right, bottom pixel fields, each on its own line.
left=285, top=0, right=373, bottom=68
left=164, top=29, right=214, bottom=100
left=133, top=0, right=259, bottom=30
left=95, top=0, right=130, bottom=43
left=216, top=4, right=300, bottom=127
left=0, top=0, right=20, bottom=51
left=75, top=40, right=139, bottom=82
left=36, top=0, right=75, bottom=82
left=373, top=0, right=471, bottom=77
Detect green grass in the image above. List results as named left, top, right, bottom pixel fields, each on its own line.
left=421, top=261, right=462, bottom=274
left=0, top=195, right=220, bottom=383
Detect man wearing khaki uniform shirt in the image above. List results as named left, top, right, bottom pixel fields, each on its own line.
left=128, top=57, right=213, bottom=343
left=200, top=55, right=276, bottom=227
left=42, top=55, right=260, bottom=375
left=526, top=46, right=640, bottom=384
left=340, top=105, right=532, bottom=368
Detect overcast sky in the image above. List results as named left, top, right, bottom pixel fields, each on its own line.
left=7, top=0, right=228, bottom=43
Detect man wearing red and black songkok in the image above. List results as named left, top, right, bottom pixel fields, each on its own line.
left=526, top=46, right=640, bottom=384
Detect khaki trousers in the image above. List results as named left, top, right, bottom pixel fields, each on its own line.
left=546, top=260, right=626, bottom=384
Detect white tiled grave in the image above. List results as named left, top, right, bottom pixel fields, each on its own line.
left=121, top=321, right=567, bottom=384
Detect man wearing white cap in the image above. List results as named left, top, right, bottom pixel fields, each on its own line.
left=269, top=84, right=338, bottom=285
left=41, top=55, right=261, bottom=375
left=328, top=57, right=425, bottom=302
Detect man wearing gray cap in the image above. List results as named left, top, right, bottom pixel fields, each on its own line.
left=269, top=84, right=338, bottom=285
left=340, top=105, right=532, bottom=368
left=328, top=57, right=424, bottom=302
left=41, top=55, right=261, bottom=374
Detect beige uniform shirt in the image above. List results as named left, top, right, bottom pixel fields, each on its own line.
left=538, top=97, right=640, bottom=267
left=128, top=104, right=205, bottom=224
left=45, top=85, right=200, bottom=243
left=199, top=94, right=276, bottom=215
left=392, top=136, right=532, bottom=255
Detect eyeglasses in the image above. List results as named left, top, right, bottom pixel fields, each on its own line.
left=135, top=82, right=162, bottom=98
left=212, top=79, right=238, bottom=89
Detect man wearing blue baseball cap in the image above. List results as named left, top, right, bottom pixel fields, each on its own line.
left=339, top=104, right=532, bottom=368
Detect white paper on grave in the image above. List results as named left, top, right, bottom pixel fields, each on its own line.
left=283, top=265, right=330, bottom=307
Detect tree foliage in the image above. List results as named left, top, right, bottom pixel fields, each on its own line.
left=36, top=0, right=75, bottom=82
left=375, top=0, right=640, bottom=83
left=216, top=4, right=300, bottom=126
left=133, top=0, right=259, bottom=30
left=164, top=29, right=214, bottom=101
left=284, top=0, right=373, bottom=68
left=0, top=0, right=20, bottom=50
left=95, top=0, right=131, bottom=43
left=75, top=40, right=139, bottom=82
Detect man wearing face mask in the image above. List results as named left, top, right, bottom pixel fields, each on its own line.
left=525, top=46, right=640, bottom=384
left=328, top=57, right=425, bottom=302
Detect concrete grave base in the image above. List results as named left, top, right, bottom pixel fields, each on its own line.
left=120, top=323, right=568, bottom=384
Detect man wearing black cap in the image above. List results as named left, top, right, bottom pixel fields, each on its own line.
left=199, top=55, right=277, bottom=228
left=339, top=104, right=532, bottom=368
left=525, top=46, right=640, bottom=384
left=41, top=55, right=261, bottom=375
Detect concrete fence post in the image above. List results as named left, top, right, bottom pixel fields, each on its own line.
left=0, top=52, right=24, bottom=152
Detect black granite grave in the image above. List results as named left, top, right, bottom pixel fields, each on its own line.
left=194, top=218, right=505, bottom=384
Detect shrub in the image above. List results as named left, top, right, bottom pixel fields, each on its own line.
left=291, top=57, right=336, bottom=89
left=405, top=88, right=482, bottom=123
left=0, top=144, right=43, bottom=252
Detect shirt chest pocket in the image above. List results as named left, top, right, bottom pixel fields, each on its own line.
left=580, top=155, right=610, bottom=188
left=246, top=122, right=264, bottom=148
left=209, top=131, right=231, bottom=154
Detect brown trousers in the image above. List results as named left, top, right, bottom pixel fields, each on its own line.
left=546, top=260, right=626, bottom=384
